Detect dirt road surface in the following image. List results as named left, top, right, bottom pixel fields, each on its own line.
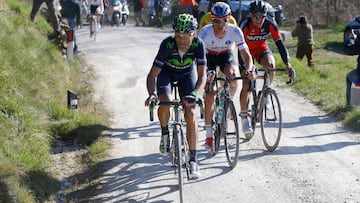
left=76, top=23, right=360, bottom=203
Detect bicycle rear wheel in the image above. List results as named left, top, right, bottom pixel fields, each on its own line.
left=223, top=100, right=240, bottom=168
left=173, top=124, right=184, bottom=202
left=260, top=88, right=282, bottom=152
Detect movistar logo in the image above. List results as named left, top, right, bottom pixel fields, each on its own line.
left=168, top=57, right=193, bottom=67
left=166, top=41, right=175, bottom=49
left=192, top=38, right=200, bottom=48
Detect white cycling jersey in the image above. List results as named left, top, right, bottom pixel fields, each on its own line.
left=88, top=0, right=104, bottom=13
left=198, top=24, right=248, bottom=55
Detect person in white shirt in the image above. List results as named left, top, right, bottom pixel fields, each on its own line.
left=88, top=0, right=104, bottom=37
left=198, top=2, right=255, bottom=154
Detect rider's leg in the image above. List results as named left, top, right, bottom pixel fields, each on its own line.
left=184, top=106, right=198, bottom=153
left=259, top=52, right=276, bottom=84
left=223, top=64, right=239, bottom=97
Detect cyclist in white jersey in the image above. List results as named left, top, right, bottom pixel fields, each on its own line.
left=198, top=2, right=255, bottom=154
left=88, top=0, right=104, bottom=37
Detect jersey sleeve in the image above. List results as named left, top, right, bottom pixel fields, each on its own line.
left=194, top=37, right=207, bottom=66
left=152, top=38, right=169, bottom=69
left=233, top=26, right=248, bottom=51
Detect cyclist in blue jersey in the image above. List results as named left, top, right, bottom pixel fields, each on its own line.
left=145, top=13, right=207, bottom=179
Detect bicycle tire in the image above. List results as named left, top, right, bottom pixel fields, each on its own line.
left=93, top=17, right=98, bottom=42
left=260, top=88, right=282, bottom=152
left=213, top=122, right=221, bottom=154
left=223, top=100, right=240, bottom=168
left=249, top=86, right=258, bottom=136
left=174, top=124, right=184, bottom=203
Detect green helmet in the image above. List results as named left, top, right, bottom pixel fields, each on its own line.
left=172, top=13, right=198, bottom=33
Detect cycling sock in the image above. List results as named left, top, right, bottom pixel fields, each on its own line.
left=239, top=111, right=248, bottom=118
left=161, top=125, right=169, bottom=136
left=205, top=124, right=213, bottom=138
left=189, top=150, right=197, bottom=163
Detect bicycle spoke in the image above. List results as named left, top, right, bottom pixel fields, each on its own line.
left=260, top=89, right=282, bottom=152
left=223, top=101, right=239, bottom=168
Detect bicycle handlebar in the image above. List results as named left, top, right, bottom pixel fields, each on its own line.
left=254, top=68, right=296, bottom=85
left=148, top=98, right=204, bottom=122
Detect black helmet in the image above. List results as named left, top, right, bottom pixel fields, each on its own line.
left=249, top=0, right=268, bottom=14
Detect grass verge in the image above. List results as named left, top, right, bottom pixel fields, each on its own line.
left=0, top=0, right=110, bottom=202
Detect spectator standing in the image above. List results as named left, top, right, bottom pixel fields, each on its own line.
left=344, top=25, right=360, bottom=105
left=133, top=0, right=146, bottom=26
left=154, top=0, right=164, bottom=27
left=179, top=0, right=197, bottom=15
left=292, top=15, right=315, bottom=67
left=30, top=0, right=61, bottom=39
left=60, top=0, right=81, bottom=53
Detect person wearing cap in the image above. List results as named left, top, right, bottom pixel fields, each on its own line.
left=292, top=15, right=315, bottom=67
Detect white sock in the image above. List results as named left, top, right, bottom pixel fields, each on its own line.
left=205, top=124, right=213, bottom=138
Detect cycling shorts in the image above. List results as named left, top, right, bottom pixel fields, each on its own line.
left=251, top=48, right=273, bottom=64
left=90, top=5, right=100, bottom=15
left=156, top=68, right=196, bottom=98
left=206, top=50, right=236, bottom=73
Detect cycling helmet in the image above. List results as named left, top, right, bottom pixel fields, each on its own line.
left=249, top=0, right=268, bottom=14
left=211, top=2, right=231, bottom=18
left=173, top=13, right=198, bottom=33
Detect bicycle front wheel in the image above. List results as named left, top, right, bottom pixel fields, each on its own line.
left=223, top=100, right=240, bottom=168
left=260, top=88, right=282, bottom=152
left=173, top=124, right=184, bottom=202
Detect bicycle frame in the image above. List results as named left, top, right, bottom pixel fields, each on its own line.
left=212, top=67, right=244, bottom=168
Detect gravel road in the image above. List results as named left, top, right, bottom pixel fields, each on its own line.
left=74, top=22, right=360, bottom=203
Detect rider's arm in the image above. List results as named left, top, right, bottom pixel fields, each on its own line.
left=193, top=65, right=207, bottom=97
left=275, top=39, right=291, bottom=68
left=239, top=47, right=254, bottom=72
left=145, top=66, right=161, bottom=107
left=269, top=21, right=291, bottom=68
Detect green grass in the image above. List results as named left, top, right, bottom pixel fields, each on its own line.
left=0, top=0, right=110, bottom=202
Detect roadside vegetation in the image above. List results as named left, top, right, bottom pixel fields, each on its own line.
left=0, top=0, right=109, bottom=202
left=272, top=25, right=360, bottom=130
left=0, top=0, right=359, bottom=202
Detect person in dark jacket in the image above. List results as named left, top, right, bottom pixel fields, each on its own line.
left=154, top=0, right=164, bottom=27
left=133, top=0, right=146, bottom=26
left=30, top=0, right=61, bottom=39
left=344, top=25, right=360, bottom=105
left=292, top=15, right=314, bottom=67
left=60, top=0, right=81, bottom=53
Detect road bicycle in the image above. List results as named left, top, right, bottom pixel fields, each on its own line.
left=149, top=82, right=203, bottom=203
left=211, top=68, right=245, bottom=168
left=248, top=67, right=295, bottom=152
left=89, top=14, right=101, bottom=41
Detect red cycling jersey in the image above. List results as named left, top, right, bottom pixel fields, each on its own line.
left=239, top=17, right=284, bottom=62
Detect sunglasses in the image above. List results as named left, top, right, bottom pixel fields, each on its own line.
left=212, top=18, right=228, bottom=24
left=252, top=14, right=266, bottom=20
left=175, top=32, right=193, bottom=39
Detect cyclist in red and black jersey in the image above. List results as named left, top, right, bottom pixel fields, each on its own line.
left=238, top=0, right=293, bottom=139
